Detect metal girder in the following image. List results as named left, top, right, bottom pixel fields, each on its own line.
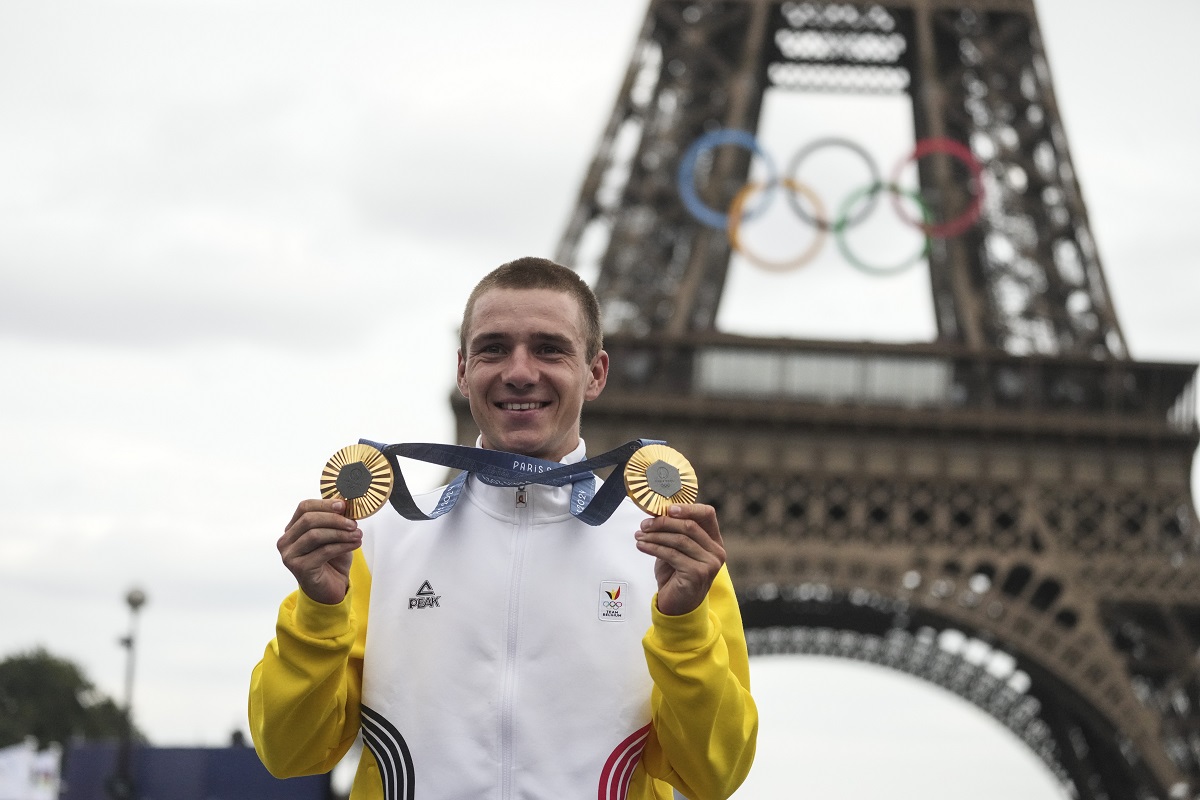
left=558, top=0, right=1127, bottom=357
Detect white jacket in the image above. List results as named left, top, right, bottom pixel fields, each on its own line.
left=358, top=440, right=659, bottom=799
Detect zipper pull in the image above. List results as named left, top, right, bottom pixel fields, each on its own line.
left=515, top=486, right=528, bottom=509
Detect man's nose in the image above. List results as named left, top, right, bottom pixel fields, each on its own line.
left=503, top=347, right=538, bottom=386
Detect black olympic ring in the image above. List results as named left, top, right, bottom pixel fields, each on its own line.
left=785, top=137, right=882, bottom=232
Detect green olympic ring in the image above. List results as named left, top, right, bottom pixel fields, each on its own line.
left=833, top=182, right=933, bottom=275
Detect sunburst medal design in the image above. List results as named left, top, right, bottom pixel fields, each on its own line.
left=623, top=444, right=699, bottom=516
left=319, top=443, right=394, bottom=519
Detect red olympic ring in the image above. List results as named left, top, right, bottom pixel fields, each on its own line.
left=727, top=179, right=828, bottom=272
left=889, top=137, right=985, bottom=238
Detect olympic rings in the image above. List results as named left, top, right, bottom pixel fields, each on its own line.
left=728, top=179, right=828, bottom=272
left=675, top=128, right=985, bottom=274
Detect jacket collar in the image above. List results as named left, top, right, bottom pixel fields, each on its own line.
left=461, top=438, right=590, bottom=523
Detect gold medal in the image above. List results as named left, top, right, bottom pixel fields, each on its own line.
left=623, top=444, right=699, bottom=516
left=319, top=443, right=394, bottom=519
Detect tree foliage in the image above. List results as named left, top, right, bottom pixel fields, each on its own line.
left=0, top=647, right=137, bottom=749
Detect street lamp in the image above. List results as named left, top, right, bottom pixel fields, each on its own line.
left=108, top=587, right=147, bottom=800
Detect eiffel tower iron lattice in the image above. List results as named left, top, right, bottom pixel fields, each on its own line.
left=452, top=1, right=1200, bottom=797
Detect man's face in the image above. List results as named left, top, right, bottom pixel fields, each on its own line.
left=457, top=287, right=608, bottom=461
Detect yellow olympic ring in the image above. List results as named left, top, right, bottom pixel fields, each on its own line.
left=726, top=178, right=828, bottom=273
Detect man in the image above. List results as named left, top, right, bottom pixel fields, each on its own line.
left=249, top=257, right=757, bottom=799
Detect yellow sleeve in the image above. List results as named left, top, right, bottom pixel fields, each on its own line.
left=248, top=550, right=372, bottom=778
left=636, top=566, right=758, bottom=800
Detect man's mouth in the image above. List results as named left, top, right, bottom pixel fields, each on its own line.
left=497, top=401, right=550, bottom=411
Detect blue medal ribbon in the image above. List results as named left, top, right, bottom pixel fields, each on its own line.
left=359, top=439, right=665, bottom=526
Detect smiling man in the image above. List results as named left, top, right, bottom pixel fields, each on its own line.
left=249, top=257, right=757, bottom=799
left=456, top=280, right=607, bottom=462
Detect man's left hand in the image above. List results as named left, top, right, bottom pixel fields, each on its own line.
left=634, top=503, right=726, bottom=616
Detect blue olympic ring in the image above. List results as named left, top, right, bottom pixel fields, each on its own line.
left=677, top=129, right=779, bottom=230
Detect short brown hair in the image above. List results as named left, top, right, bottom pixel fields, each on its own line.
left=460, top=257, right=603, bottom=361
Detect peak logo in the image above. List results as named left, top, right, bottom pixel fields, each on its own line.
left=598, top=581, right=628, bottom=622
left=409, top=580, right=441, bottom=610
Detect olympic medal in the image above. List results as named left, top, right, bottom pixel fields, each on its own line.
left=623, top=444, right=699, bottom=517
left=319, top=443, right=394, bottom=519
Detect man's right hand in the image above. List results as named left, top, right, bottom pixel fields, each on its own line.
left=277, top=499, right=363, bottom=605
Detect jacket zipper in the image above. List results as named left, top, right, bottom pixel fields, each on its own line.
left=500, top=486, right=529, bottom=800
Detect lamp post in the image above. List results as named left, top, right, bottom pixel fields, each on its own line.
left=108, top=587, right=147, bottom=800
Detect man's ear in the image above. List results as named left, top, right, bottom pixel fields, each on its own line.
left=584, top=350, right=609, bottom=401
left=456, top=350, right=469, bottom=397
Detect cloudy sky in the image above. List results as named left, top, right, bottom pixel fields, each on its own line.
left=0, top=1, right=1196, bottom=797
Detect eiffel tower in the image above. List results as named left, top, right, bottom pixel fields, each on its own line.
left=452, top=1, right=1200, bottom=796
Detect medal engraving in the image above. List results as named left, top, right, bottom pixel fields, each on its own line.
left=335, top=461, right=374, bottom=499
left=320, top=444, right=394, bottom=519
left=646, top=460, right=682, bottom=498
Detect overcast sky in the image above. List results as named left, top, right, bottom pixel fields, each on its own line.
left=0, top=1, right=1196, bottom=798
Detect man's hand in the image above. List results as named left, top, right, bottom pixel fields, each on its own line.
left=634, top=503, right=726, bottom=616
left=277, top=499, right=363, bottom=605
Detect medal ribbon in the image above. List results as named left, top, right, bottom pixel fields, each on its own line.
left=358, top=438, right=664, bottom=526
